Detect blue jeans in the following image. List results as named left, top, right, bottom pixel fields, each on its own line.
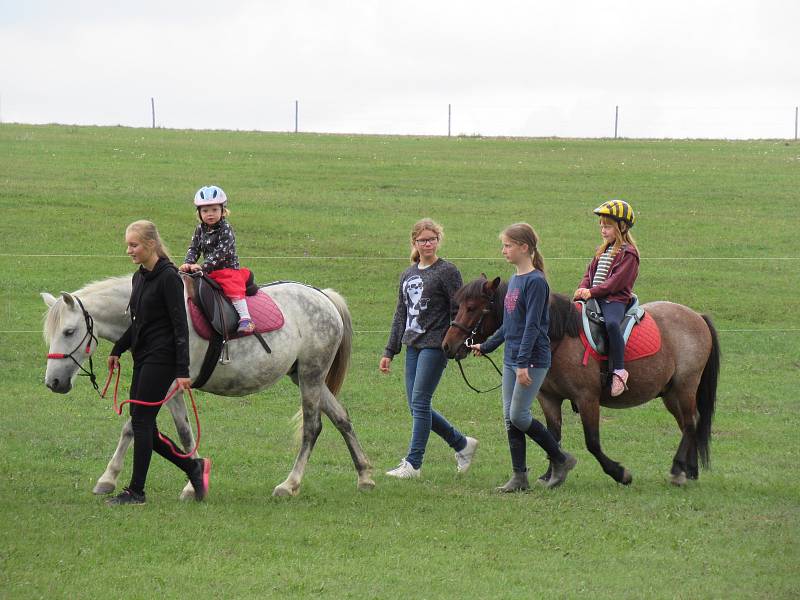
left=403, top=347, right=467, bottom=469
left=502, top=363, right=549, bottom=432
left=600, top=300, right=626, bottom=371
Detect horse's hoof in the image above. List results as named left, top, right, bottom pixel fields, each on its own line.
left=670, top=472, right=687, bottom=487
left=621, top=469, right=633, bottom=485
left=358, top=478, right=376, bottom=492
left=179, top=490, right=196, bottom=501
left=93, top=481, right=115, bottom=495
left=272, top=485, right=297, bottom=497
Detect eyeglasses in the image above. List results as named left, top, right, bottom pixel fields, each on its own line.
left=415, top=237, right=439, bottom=246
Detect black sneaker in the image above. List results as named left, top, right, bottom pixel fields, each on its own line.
left=106, top=487, right=146, bottom=506
left=188, top=458, right=212, bottom=501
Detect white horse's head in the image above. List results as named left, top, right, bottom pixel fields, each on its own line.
left=41, top=291, right=100, bottom=393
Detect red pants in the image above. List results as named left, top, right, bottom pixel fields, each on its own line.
left=207, top=268, right=251, bottom=301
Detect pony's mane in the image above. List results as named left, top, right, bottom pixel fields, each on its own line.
left=43, top=275, right=132, bottom=343
left=548, top=292, right=581, bottom=341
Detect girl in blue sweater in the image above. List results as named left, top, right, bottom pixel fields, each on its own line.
left=470, top=223, right=576, bottom=491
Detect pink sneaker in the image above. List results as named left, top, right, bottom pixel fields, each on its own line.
left=237, top=318, right=255, bottom=335
left=611, top=369, right=629, bottom=397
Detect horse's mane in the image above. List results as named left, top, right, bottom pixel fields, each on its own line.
left=43, top=275, right=132, bottom=343
left=548, top=292, right=581, bottom=341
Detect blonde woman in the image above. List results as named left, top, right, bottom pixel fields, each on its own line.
left=106, top=220, right=210, bottom=505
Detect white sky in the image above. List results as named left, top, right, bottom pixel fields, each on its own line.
left=1, top=0, right=798, bottom=138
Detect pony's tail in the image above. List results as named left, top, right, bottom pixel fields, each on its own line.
left=322, top=289, right=352, bottom=397
left=696, top=314, right=721, bottom=468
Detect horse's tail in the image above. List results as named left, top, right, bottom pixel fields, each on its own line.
left=322, top=288, right=352, bottom=397
left=696, top=314, right=721, bottom=468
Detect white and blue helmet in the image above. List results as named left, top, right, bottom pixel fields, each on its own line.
left=193, top=185, right=227, bottom=208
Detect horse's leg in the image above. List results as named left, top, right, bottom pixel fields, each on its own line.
left=165, top=390, right=201, bottom=500
left=93, top=419, right=133, bottom=494
left=662, top=386, right=699, bottom=486
left=537, top=394, right=564, bottom=483
left=320, top=387, right=375, bottom=491
left=273, top=373, right=324, bottom=497
left=576, top=394, right=632, bottom=485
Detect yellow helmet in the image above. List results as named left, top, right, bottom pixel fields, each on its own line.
left=594, top=199, right=635, bottom=228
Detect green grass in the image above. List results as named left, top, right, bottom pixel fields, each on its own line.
left=1, top=124, right=798, bottom=598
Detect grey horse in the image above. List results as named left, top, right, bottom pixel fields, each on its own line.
left=42, top=275, right=375, bottom=498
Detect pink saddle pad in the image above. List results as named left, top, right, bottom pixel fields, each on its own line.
left=188, top=290, right=285, bottom=340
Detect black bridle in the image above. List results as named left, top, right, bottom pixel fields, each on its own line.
left=450, top=292, right=503, bottom=394
left=46, top=296, right=100, bottom=392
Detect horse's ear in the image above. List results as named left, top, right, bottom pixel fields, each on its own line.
left=489, top=277, right=502, bottom=290
left=60, top=292, right=75, bottom=307
left=41, top=292, right=57, bottom=307
left=480, top=272, right=487, bottom=280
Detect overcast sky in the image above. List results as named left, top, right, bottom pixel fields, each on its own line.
left=1, top=0, right=797, bottom=138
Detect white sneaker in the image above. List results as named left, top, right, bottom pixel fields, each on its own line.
left=455, top=436, right=479, bottom=474
left=385, top=459, right=420, bottom=479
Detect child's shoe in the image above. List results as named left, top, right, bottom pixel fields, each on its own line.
left=611, top=369, right=629, bottom=397
left=237, top=318, right=255, bottom=335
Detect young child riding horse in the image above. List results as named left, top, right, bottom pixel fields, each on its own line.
left=573, top=200, right=640, bottom=397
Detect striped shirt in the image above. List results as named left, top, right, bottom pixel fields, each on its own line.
left=592, top=246, right=615, bottom=287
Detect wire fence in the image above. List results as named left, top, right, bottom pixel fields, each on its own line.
left=143, top=99, right=800, bottom=140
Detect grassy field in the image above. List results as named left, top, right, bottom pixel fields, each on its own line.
left=1, top=124, right=798, bottom=598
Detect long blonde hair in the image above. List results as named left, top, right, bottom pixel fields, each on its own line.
left=126, top=220, right=171, bottom=261
left=409, top=218, right=444, bottom=264
left=501, top=222, right=545, bottom=275
left=595, top=217, right=638, bottom=258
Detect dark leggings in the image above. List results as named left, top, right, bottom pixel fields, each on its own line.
left=600, top=300, right=626, bottom=371
left=128, top=363, right=194, bottom=494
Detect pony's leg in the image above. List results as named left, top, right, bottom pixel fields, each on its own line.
left=273, top=375, right=324, bottom=497
left=165, top=390, right=201, bottom=500
left=662, top=388, right=699, bottom=486
left=537, top=394, right=564, bottom=483
left=320, top=386, right=375, bottom=491
left=93, top=418, right=133, bottom=494
left=576, top=394, right=632, bottom=485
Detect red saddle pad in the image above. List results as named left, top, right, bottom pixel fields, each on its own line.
left=188, top=290, right=285, bottom=340
left=579, top=310, right=662, bottom=365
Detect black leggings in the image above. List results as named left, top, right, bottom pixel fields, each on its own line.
left=128, top=363, right=194, bottom=494
left=600, top=300, right=626, bottom=371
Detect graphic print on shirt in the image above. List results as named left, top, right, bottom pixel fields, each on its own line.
left=504, top=287, right=521, bottom=314
left=403, top=275, right=430, bottom=333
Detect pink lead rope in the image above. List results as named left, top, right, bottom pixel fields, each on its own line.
left=100, top=364, right=202, bottom=459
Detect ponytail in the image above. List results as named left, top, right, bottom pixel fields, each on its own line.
left=501, top=223, right=546, bottom=277
left=126, top=220, right=171, bottom=261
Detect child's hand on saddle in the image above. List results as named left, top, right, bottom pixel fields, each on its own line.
left=468, top=344, right=483, bottom=357
left=574, top=288, right=591, bottom=300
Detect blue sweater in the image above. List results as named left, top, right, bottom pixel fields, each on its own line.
left=480, top=270, right=551, bottom=369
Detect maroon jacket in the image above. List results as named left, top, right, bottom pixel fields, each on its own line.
left=579, top=244, right=639, bottom=304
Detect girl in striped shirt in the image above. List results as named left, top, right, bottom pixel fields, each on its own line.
left=574, top=200, right=640, bottom=396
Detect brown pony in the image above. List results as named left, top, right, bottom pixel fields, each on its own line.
left=442, top=275, right=720, bottom=486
